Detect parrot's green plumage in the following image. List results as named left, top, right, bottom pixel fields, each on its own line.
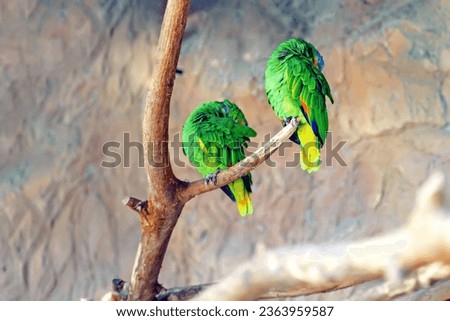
left=182, top=100, right=257, bottom=216
left=265, top=38, right=334, bottom=173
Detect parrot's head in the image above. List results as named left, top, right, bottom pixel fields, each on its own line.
left=220, top=100, right=248, bottom=126
left=278, top=38, right=325, bottom=71
left=313, top=50, right=325, bottom=71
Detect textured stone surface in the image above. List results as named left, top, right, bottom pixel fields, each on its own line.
left=0, top=0, right=448, bottom=300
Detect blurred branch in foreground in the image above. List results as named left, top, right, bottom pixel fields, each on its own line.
left=191, top=172, right=450, bottom=300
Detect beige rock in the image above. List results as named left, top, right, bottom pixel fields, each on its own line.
left=439, top=49, right=450, bottom=72
left=385, top=28, right=412, bottom=58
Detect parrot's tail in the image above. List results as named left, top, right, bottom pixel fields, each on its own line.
left=297, top=125, right=321, bottom=173
left=229, top=178, right=253, bottom=216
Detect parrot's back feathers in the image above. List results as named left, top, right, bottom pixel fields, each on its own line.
left=265, top=38, right=333, bottom=172
left=182, top=100, right=255, bottom=216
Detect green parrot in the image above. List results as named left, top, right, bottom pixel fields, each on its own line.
left=265, top=38, right=334, bottom=173
left=182, top=100, right=257, bottom=216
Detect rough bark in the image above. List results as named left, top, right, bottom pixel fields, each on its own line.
left=128, top=0, right=191, bottom=301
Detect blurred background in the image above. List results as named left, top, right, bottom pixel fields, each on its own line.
left=0, top=0, right=449, bottom=300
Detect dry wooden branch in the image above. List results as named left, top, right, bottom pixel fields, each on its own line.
left=128, top=0, right=191, bottom=301
left=397, top=278, right=450, bottom=300
left=193, top=172, right=450, bottom=300
left=143, top=2, right=189, bottom=191
left=349, top=262, right=450, bottom=300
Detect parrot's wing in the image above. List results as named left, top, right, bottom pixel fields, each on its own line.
left=198, top=117, right=254, bottom=198
left=194, top=117, right=253, bottom=170
left=182, top=101, right=256, bottom=203
left=285, top=57, right=333, bottom=146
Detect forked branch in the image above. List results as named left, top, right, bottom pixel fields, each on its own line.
left=128, top=0, right=191, bottom=301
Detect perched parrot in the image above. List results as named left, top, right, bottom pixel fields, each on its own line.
left=182, top=100, right=257, bottom=216
left=265, top=38, right=334, bottom=173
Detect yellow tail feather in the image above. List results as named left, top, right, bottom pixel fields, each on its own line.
left=297, top=125, right=321, bottom=173
left=229, top=178, right=253, bottom=217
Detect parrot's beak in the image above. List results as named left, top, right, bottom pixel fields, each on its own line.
left=313, top=57, right=319, bottom=68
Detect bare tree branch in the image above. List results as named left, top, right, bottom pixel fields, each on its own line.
left=349, top=263, right=450, bottom=300
left=193, top=172, right=450, bottom=300
left=179, top=118, right=298, bottom=202
left=128, top=0, right=191, bottom=301
left=396, top=278, right=450, bottom=300
left=143, top=0, right=190, bottom=192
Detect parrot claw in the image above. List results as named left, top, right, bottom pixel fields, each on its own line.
left=289, top=117, right=298, bottom=127
left=282, top=117, right=293, bottom=127
left=205, top=170, right=220, bottom=186
left=282, top=117, right=299, bottom=127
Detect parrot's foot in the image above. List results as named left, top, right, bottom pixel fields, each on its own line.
left=204, top=170, right=220, bottom=186
left=282, top=117, right=293, bottom=127
left=289, top=117, right=299, bottom=127
left=282, top=117, right=298, bottom=128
